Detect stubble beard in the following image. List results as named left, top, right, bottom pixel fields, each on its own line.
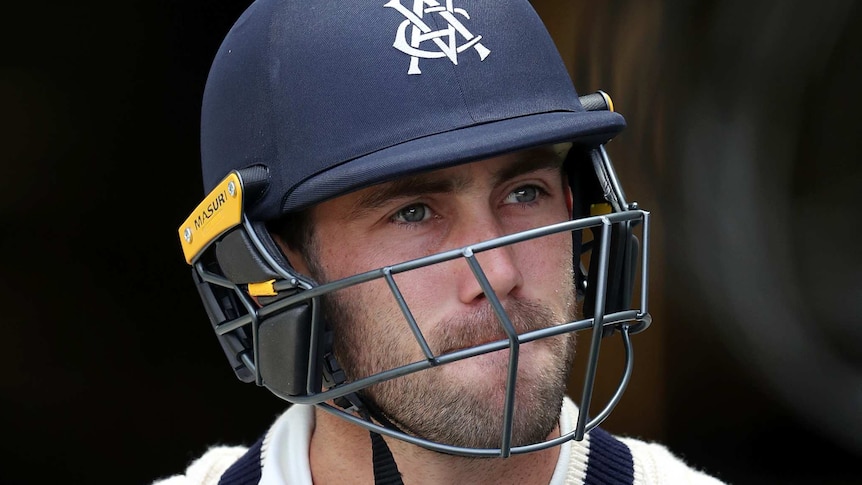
left=320, top=280, right=579, bottom=450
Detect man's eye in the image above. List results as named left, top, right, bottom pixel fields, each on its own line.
left=504, top=186, right=540, bottom=204
left=393, top=204, right=430, bottom=223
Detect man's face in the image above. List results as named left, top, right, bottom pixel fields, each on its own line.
left=284, top=145, right=579, bottom=449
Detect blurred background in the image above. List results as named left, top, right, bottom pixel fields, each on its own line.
left=2, top=1, right=860, bottom=483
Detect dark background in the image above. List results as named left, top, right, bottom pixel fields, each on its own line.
left=2, top=1, right=860, bottom=484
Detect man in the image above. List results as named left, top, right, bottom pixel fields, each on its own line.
left=161, top=0, right=726, bottom=483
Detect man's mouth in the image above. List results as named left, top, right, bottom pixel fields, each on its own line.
left=427, top=299, right=564, bottom=358
left=437, top=334, right=511, bottom=356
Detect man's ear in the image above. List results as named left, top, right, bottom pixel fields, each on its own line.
left=271, top=233, right=313, bottom=278
left=565, top=181, right=574, bottom=218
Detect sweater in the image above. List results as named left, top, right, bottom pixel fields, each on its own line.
left=153, top=397, right=726, bottom=485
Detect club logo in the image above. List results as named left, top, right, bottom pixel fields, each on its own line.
left=384, top=0, right=490, bottom=75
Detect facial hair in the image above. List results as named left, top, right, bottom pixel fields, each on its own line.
left=320, top=286, right=578, bottom=449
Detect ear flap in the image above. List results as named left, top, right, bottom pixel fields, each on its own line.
left=211, top=225, right=321, bottom=395
left=215, top=227, right=281, bottom=284
left=566, top=146, right=638, bottom=329
left=585, top=219, right=637, bottom=329
left=567, top=148, right=589, bottom=301
left=189, top=165, right=326, bottom=396
left=257, top=301, right=319, bottom=396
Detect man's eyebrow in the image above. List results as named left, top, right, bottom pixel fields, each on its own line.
left=349, top=148, right=566, bottom=217
left=350, top=174, right=468, bottom=216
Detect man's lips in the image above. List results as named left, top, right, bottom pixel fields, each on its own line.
left=437, top=334, right=512, bottom=356
left=425, top=299, right=564, bottom=358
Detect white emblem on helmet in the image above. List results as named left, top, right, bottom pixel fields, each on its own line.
left=384, top=0, right=490, bottom=75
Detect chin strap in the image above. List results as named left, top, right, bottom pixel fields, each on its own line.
left=352, top=401, right=404, bottom=485
left=350, top=404, right=404, bottom=485
left=370, top=428, right=404, bottom=485
left=326, top=348, right=404, bottom=485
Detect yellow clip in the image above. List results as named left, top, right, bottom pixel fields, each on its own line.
left=590, top=203, right=612, bottom=216
left=248, top=280, right=277, bottom=297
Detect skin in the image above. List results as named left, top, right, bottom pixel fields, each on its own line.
left=280, top=145, right=579, bottom=485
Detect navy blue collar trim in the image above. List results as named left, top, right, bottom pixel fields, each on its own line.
left=584, top=427, right=635, bottom=485
left=218, top=435, right=265, bottom=485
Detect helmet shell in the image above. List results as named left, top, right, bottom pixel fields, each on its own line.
left=201, top=0, right=626, bottom=220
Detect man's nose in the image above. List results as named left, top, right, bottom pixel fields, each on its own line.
left=452, top=216, right=524, bottom=305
